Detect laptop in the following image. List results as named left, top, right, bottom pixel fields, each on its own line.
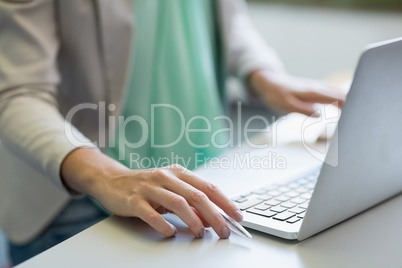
left=232, top=38, right=402, bottom=240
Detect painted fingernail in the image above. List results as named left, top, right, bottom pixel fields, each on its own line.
left=221, top=226, right=230, bottom=239
left=234, top=209, right=243, bottom=222
left=198, top=228, right=205, bottom=239
left=172, top=228, right=178, bottom=237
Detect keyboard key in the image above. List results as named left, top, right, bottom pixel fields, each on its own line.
left=300, top=193, right=312, bottom=200
left=232, top=196, right=243, bottom=201
left=247, top=208, right=277, bottom=218
left=267, top=190, right=282, bottom=197
left=297, top=178, right=309, bottom=185
left=299, top=202, right=309, bottom=209
left=305, top=183, right=316, bottom=190
left=288, top=182, right=300, bottom=189
left=256, top=194, right=272, bottom=201
left=278, top=186, right=291, bottom=193
left=285, top=191, right=300, bottom=198
left=236, top=199, right=263, bottom=210
left=287, top=216, right=301, bottom=224
left=252, top=189, right=267, bottom=195
left=275, top=195, right=290, bottom=202
left=240, top=192, right=252, bottom=197
left=254, top=203, right=271, bottom=211
left=273, top=211, right=295, bottom=221
left=260, top=184, right=279, bottom=191
left=280, top=201, right=297, bottom=209
left=270, top=205, right=287, bottom=213
left=306, top=174, right=317, bottom=181
left=297, top=211, right=306, bottom=218
left=288, top=207, right=305, bottom=214
left=295, top=187, right=309, bottom=193
left=290, top=197, right=306, bottom=204
left=264, top=199, right=281, bottom=206
left=233, top=197, right=248, bottom=203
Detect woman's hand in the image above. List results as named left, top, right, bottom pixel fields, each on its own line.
left=61, top=148, right=243, bottom=239
left=250, top=70, right=346, bottom=116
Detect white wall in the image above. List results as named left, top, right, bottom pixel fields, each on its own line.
left=248, top=3, right=402, bottom=79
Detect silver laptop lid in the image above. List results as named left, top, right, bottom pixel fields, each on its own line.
left=298, top=38, right=402, bottom=240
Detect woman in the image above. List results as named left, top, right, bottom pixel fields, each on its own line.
left=0, top=0, right=345, bottom=265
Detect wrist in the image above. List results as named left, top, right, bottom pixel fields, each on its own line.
left=249, top=69, right=284, bottom=95
left=61, top=147, right=128, bottom=198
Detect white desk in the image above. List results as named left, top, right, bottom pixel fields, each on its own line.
left=18, top=144, right=402, bottom=268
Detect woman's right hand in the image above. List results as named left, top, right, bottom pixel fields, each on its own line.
left=61, top=148, right=243, bottom=239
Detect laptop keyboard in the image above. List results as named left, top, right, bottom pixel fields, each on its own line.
left=232, top=169, right=320, bottom=224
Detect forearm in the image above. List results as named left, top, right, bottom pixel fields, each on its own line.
left=248, top=69, right=279, bottom=93
left=0, top=92, right=97, bottom=192
left=60, top=147, right=128, bottom=198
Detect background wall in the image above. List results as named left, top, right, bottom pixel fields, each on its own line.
left=248, top=0, right=402, bottom=10
left=246, top=2, right=402, bottom=81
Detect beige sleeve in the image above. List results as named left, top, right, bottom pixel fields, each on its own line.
left=0, top=0, right=96, bottom=194
left=220, top=0, right=286, bottom=81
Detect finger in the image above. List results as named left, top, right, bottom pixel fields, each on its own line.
left=167, top=165, right=242, bottom=223
left=155, top=206, right=169, bottom=214
left=191, top=207, right=211, bottom=228
left=135, top=201, right=177, bottom=237
left=147, top=187, right=205, bottom=238
left=160, top=166, right=232, bottom=238
left=287, top=96, right=319, bottom=117
left=294, top=89, right=346, bottom=107
left=181, top=189, right=230, bottom=239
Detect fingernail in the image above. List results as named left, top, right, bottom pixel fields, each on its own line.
left=234, top=209, right=243, bottom=222
left=172, top=228, right=178, bottom=237
left=198, top=228, right=205, bottom=239
left=221, top=226, right=230, bottom=239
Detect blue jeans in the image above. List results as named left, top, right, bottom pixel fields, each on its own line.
left=8, top=197, right=108, bottom=266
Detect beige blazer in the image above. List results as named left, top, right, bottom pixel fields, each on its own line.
left=0, top=0, right=284, bottom=244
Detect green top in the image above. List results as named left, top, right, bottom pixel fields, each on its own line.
left=107, top=0, right=227, bottom=170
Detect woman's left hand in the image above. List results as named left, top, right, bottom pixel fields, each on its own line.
left=250, top=70, right=346, bottom=116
